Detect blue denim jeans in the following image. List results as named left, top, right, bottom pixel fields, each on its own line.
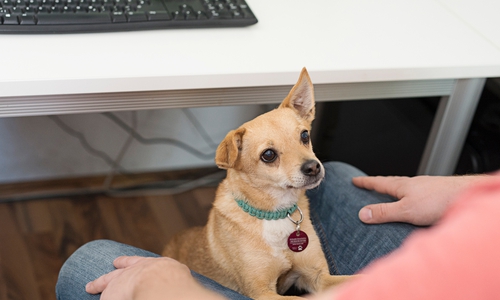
left=56, top=162, right=417, bottom=300
left=307, top=162, right=416, bottom=275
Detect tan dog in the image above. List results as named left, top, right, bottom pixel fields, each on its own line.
left=163, top=68, right=350, bottom=299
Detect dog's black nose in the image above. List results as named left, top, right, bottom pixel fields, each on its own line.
left=301, top=160, right=321, bottom=176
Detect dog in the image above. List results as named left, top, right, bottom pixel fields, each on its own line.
left=163, top=68, right=351, bottom=299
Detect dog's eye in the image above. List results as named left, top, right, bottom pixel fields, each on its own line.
left=261, top=149, right=277, bottom=163
left=300, top=130, right=310, bottom=144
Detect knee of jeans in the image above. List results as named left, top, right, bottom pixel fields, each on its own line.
left=57, top=240, right=116, bottom=279
left=80, top=239, right=120, bottom=251
left=85, top=239, right=120, bottom=248
left=56, top=240, right=118, bottom=299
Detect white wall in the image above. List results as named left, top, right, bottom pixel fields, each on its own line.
left=0, top=105, right=267, bottom=184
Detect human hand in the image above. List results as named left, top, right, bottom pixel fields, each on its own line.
left=352, top=175, right=486, bottom=226
left=86, top=256, right=225, bottom=300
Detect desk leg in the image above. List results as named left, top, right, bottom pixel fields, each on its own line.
left=417, top=78, right=486, bottom=175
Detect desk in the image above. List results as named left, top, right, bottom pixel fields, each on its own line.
left=1, top=0, right=500, bottom=175
left=437, top=0, right=500, bottom=49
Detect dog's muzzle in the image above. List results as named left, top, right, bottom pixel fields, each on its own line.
left=297, top=159, right=324, bottom=189
left=301, top=159, right=322, bottom=177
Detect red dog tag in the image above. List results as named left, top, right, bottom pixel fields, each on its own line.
left=287, top=230, right=309, bottom=252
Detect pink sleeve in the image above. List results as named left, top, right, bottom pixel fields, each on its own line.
left=333, top=174, right=500, bottom=300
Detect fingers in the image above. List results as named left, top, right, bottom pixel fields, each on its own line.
left=86, top=269, right=124, bottom=294
left=114, top=255, right=179, bottom=268
left=352, top=176, right=406, bottom=199
left=354, top=176, right=406, bottom=224
left=113, top=256, right=147, bottom=269
left=359, top=202, right=404, bottom=224
left=86, top=256, right=146, bottom=294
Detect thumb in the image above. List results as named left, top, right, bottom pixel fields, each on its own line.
left=359, top=202, right=402, bottom=224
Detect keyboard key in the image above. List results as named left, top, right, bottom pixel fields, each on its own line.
left=23, top=6, right=36, bottom=13
left=10, top=6, right=22, bottom=13
left=210, top=9, right=230, bottom=19
left=238, top=4, right=253, bottom=18
left=36, top=6, right=50, bottom=13
left=184, top=10, right=195, bottom=20
left=196, top=10, right=207, bottom=19
left=36, top=12, right=111, bottom=24
left=232, top=10, right=242, bottom=18
left=102, top=2, right=114, bottom=10
left=3, top=14, right=19, bottom=24
left=171, top=10, right=182, bottom=20
left=27, top=0, right=42, bottom=7
left=1, top=0, right=13, bottom=8
left=74, top=6, right=87, bottom=13
left=111, top=11, right=126, bottom=22
left=207, top=9, right=217, bottom=17
left=146, top=10, right=170, bottom=21
left=179, top=3, right=191, bottom=12
left=146, top=2, right=166, bottom=12
left=125, top=10, right=146, bottom=22
left=19, top=13, right=35, bottom=23
left=218, top=12, right=231, bottom=19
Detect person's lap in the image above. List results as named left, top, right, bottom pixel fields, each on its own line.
left=56, top=239, right=251, bottom=300
left=307, top=162, right=416, bottom=275
left=56, top=161, right=417, bottom=300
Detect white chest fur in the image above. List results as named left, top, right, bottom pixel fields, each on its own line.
left=262, top=218, right=296, bottom=251
left=270, top=189, right=299, bottom=211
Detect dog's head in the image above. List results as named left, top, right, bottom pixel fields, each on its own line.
left=215, top=68, right=324, bottom=196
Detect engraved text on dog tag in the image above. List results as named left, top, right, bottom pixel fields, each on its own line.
left=288, top=230, right=309, bottom=252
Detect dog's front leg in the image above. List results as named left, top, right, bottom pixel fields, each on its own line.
left=293, top=269, right=352, bottom=294
left=237, top=265, right=306, bottom=300
left=292, top=252, right=352, bottom=293
left=315, top=273, right=352, bottom=291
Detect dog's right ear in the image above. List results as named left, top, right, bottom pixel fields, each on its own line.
left=215, top=127, right=246, bottom=169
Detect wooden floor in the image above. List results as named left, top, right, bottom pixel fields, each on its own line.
left=0, top=169, right=218, bottom=300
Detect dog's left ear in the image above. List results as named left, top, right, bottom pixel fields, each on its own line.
left=215, top=127, right=246, bottom=170
left=279, top=67, right=315, bottom=122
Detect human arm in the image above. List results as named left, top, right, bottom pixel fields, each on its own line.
left=310, top=173, right=500, bottom=300
left=352, top=174, right=487, bottom=226
left=85, top=256, right=226, bottom=300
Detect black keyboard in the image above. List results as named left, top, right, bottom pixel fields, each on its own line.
left=0, top=0, right=257, bottom=33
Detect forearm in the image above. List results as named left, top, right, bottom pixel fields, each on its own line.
left=313, top=174, right=500, bottom=300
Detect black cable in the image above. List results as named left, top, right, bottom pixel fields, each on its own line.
left=102, top=111, right=137, bottom=189
left=182, top=108, right=218, bottom=150
left=0, top=170, right=224, bottom=203
left=102, top=112, right=215, bottom=160
left=48, top=115, right=129, bottom=172
left=31, top=111, right=221, bottom=203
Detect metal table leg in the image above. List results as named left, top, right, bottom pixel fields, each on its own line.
left=417, top=78, right=486, bottom=175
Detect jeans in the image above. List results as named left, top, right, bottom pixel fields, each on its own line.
left=307, top=162, right=416, bottom=275
left=56, top=162, right=417, bottom=300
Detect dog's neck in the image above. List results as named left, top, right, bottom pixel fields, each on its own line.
left=225, top=171, right=303, bottom=212
left=267, top=188, right=302, bottom=211
left=234, top=198, right=298, bottom=220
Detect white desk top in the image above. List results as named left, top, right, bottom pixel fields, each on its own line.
left=2, top=0, right=500, bottom=98
left=437, top=0, right=500, bottom=50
